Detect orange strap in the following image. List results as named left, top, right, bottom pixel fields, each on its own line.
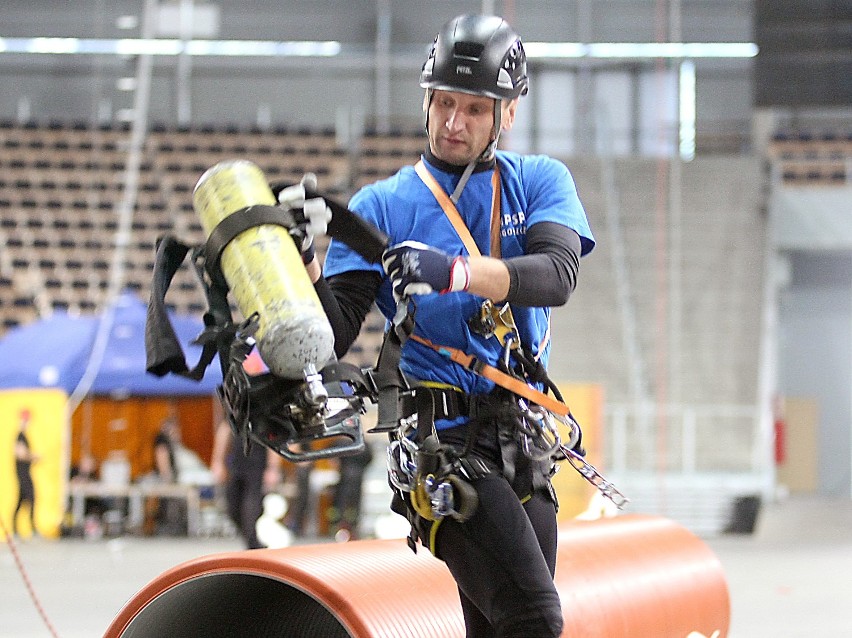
left=414, top=160, right=500, bottom=258
left=489, top=167, right=502, bottom=259
left=410, top=334, right=570, bottom=417
left=414, top=159, right=552, bottom=358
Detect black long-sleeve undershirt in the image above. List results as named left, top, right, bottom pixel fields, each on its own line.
left=315, top=221, right=582, bottom=358
left=314, top=270, right=381, bottom=359
left=505, top=222, right=580, bottom=307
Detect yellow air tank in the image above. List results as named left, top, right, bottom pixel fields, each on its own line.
left=193, top=160, right=334, bottom=379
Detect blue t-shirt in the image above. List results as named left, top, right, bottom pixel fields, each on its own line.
left=324, top=151, right=594, bottom=423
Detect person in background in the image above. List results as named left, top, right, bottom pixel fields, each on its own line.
left=69, top=452, right=107, bottom=520
left=283, top=452, right=314, bottom=538
left=146, top=416, right=183, bottom=535
left=13, top=409, right=39, bottom=538
left=211, top=420, right=282, bottom=549
left=326, top=442, right=373, bottom=542
left=297, top=14, right=594, bottom=636
left=69, top=452, right=98, bottom=483
left=152, top=416, right=179, bottom=484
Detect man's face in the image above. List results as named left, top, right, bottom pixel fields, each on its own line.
left=427, top=89, right=517, bottom=166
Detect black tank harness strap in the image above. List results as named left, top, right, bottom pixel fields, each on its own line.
left=203, top=204, right=299, bottom=289
left=146, top=235, right=229, bottom=381
left=366, top=302, right=416, bottom=434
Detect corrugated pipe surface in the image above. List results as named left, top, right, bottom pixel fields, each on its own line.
left=105, top=514, right=729, bottom=638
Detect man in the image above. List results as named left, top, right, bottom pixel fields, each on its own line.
left=211, top=419, right=282, bottom=549
left=326, top=440, right=373, bottom=542
left=13, top=409, right=39, bottom=538
left=299, top=14, right=594, bottom=637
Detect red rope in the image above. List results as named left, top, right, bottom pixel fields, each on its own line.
left=0, top=517, right=61, bottom=638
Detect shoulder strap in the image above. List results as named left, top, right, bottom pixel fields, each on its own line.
left=415, top=160, right=553, bottom=358
left=414, top=160, right=501, bottom=258
left=410, top=162, right=567, bottom=412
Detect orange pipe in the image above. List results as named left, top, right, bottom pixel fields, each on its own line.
left=104, top=514, right=729, bottom=638
left=554, top=516, right=729, bottom=637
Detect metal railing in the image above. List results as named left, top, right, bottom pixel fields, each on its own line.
left=605, top=401, right=766, bottom=475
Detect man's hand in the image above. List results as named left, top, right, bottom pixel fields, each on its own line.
left=277, top=172, right=332, bottom=263
left=382, top=241, right=470, bottom=299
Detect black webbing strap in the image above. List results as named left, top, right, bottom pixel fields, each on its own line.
left=145, top=236, right=222, bottom=380
left=414, top=386, right=437, bottom=445
left=305, top=187, right=389, bottom=264
left=369, top=303, right=416, bottom=432
left=147, top=204, right=300, bottom=381
left=203, top=205, right=298, bottom=283
left=268, top=183, right=390, bottom=265
left=398, top=387, right=469, bottom=424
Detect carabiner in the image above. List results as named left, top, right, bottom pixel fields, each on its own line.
left=516, top=398, right=562, bottom=461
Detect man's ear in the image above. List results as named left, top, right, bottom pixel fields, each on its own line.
left=501, top=98, right=519, bottom=132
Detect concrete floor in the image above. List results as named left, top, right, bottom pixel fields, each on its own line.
left=1, top=494, right=850, bottom=638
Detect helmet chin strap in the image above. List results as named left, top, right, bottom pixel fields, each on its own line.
left=450, top=99, right=502, bottom=204
left=483, top=99, right=503, bottom=161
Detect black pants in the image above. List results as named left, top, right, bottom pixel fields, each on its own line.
left=433, top=476, right=562, bottom=638
left=402, top=393, right=564, bottom=637
left=225, top=473, right=264, bottom=549
left=14, top=473, right=36, bottom=535
left=329, top=443, right=373, bottom=536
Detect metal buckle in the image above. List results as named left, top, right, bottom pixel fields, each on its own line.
left=425, top=475, right=457, bottom=518
left=468, top=299, right=498, bottom=338
left=468, top=299, right=520, bottom=349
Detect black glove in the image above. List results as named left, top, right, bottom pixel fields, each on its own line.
left=381, top=241, right=470, bottom=299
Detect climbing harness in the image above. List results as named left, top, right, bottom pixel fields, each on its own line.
left=403, top=160, right=628, bottom=511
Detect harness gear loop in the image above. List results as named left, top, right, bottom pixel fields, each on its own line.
left=386, top=382, right=481, bottom=525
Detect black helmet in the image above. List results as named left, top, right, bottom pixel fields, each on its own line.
left=420, top=14, right=529, bottom=101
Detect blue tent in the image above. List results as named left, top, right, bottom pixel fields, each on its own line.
left=0, top=292, right=221, bottom=396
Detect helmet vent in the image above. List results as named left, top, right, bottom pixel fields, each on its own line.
left=453, top=41, right=484, bottom=61
left=496, top=68, right=513, bottom=90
